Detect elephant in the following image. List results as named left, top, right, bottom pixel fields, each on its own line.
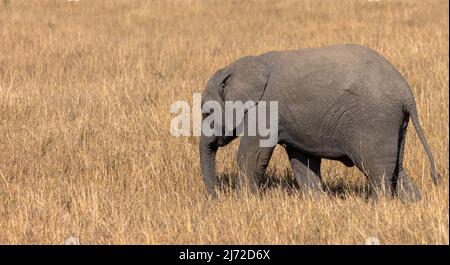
left=199, top=44, right=440, bottom=201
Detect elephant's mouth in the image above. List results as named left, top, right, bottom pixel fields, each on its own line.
left=216, top=135, right=236, bottom=147
left=201, top=112, right=238, bottom=147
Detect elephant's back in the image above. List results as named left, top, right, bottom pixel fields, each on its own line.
left=260, top=44, right=399, bottom=79
left=260, top=44, right=387, bottom=64
left=261, top=44, right=413, bottom=106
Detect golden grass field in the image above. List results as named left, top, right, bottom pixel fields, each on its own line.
left=0, top=0, right=448, bottom=244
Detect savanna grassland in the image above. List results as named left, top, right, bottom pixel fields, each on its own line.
left=0, top=0, right=448, bottom=244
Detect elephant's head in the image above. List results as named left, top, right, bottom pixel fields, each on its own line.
left=199, top=56, right=270, bottom=196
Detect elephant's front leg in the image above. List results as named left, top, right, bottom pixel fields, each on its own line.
left=286, top=146, right=324, bottom=194
left=237, top=136, right=275, bottom=193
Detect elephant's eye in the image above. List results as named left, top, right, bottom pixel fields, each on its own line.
left=219, top=74, right=231, bottom=97
left=220, top=74, right=231, bottom=91
left=219, top=82, right=227, bottom=97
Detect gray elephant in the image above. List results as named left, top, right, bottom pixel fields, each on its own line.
left=199, top=44, right=440, bottom=201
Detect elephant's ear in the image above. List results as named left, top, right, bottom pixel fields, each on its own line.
left=222, top=56, right=269, bottom=104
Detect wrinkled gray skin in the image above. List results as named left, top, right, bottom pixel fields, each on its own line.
left=200, top=44, right=440, bottom=201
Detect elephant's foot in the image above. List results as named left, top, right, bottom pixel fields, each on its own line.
left=396, top=170, right=421, bottom=202
left=237, top=172, right=262, bottom=194
left=368, top=173, right=395, bottom=203
left=295, top=173, right=324, bottom=196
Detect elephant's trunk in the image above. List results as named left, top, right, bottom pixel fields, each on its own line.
left=199, top=135, right=218, bottom=197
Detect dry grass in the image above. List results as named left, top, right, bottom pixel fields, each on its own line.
left=0, top=0, right=448, bottom=244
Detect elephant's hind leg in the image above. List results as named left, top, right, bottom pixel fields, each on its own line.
left=394, top=118, right=421, bottom=202
left=286, top=146, right=324, bottom=194
left=351, top=133, right=399, bottom=201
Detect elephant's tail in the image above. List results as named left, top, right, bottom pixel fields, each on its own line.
left=404, top=102, right=441, bottom=185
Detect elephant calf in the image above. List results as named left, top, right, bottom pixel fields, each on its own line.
left=199, top=44, right=440, bottom=201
